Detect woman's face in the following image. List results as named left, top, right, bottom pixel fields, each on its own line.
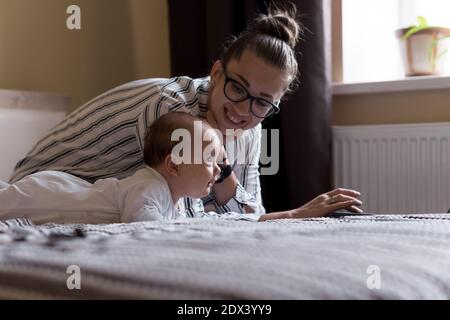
left=208, top=49, right=290, bottom=134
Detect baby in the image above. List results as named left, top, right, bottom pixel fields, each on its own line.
left=0, top=112, right=221, bottom=224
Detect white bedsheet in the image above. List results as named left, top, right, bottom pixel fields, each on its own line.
left=1, top=214, right=450, bottom=299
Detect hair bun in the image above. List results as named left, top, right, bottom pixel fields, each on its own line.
left=250, top=5, right=303, bottom=49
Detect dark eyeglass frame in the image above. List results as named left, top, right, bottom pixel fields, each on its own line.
left=222, top=69, right=281, bottom=119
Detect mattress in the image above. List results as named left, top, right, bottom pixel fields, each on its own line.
left=1, top=214, right=450, bottom=299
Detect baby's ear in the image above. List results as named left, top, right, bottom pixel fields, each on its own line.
left=170, top=154, right=183, bottom=165
left=165, top=154, right=181, bottom=176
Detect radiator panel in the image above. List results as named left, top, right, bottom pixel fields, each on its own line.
left=333, top=123, right=450, bottom=214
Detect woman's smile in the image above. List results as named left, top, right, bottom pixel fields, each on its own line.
left=224, top=106, right=246, bottom=126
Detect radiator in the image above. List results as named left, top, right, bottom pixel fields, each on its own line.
left=333, top=123, right=450, bottom=214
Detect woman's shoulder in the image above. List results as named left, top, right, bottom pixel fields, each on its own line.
left=158, top=76, right=210, bottom=97
left=99, top=76, right=209, bottom=97
left=149, top=76, right=210, bottom=113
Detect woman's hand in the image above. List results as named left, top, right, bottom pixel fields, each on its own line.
left=258, top=188, right=363, bottom=221
left=290, top=188, right=362, bottom=219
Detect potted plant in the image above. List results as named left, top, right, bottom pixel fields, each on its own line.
left=396, top=16, right=450, bottom=77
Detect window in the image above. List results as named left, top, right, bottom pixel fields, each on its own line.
left=342, top=0, right=450, bottom=83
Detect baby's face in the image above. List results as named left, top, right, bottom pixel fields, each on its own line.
left=177, top=129, right=221, bottom=198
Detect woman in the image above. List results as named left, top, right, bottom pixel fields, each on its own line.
left=9, top=5, right=362, bottom=220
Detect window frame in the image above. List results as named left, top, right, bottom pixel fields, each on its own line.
left=332, top=0, right=450, bottom=95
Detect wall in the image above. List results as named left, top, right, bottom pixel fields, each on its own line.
left=129, top=0, right=171, bottom=80
left=333, top=89, right=450, bottom=125
left=0, top=0, right=171, bottom=111
left=331, top=0, right=450, bottom=126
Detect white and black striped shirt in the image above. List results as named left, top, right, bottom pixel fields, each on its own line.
left=10, top=76, right=265, bottom=216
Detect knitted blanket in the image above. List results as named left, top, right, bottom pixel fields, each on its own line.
left=1, top=214, right=450, bottom=299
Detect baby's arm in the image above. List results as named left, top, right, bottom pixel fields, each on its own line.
left=120, top=183, right=165, bottom=223
left=122, top=204, right=163, bottom=222
left=119, top=179, right=176, bottom=223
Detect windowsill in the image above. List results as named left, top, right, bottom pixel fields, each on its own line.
left=332, top=75, right=450, bottom=96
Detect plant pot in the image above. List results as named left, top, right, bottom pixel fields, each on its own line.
left=396, top=27, right=450, bottom=77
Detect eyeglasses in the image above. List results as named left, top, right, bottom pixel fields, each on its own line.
left=223, top=69, right=280, bottom=119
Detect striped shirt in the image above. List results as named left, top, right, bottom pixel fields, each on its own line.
left=10, top=76, right=265, bottom=216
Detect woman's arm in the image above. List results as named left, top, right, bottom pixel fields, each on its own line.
left=259, top=188, right=363, bottom=221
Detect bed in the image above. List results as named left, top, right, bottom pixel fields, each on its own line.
left=1, top=213, right=450, bottom=299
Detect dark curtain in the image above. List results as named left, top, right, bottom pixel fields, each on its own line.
left=168, top=0, right=261, bottom=77
left=168, top=0, right=332, bottom=212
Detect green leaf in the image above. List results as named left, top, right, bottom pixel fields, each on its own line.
left=403, top=26, right=426, bottom=39
left=402, top=16, right=430, bottom=40
left=417, top=16, right=428, bottom=28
